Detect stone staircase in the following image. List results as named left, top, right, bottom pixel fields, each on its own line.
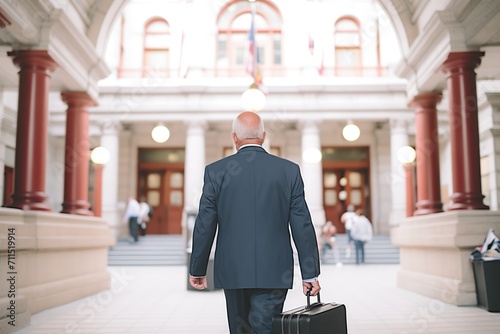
left=108, top=235, right=186, bottom=266
left=320, top=234, right=400, bottom=265
left=107, top=234, right=399, bottom=266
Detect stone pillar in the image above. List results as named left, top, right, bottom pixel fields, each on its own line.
left=389, top=119, right=410, bottom=225
left=481, top=90, right=500, bottom=210
left=92, top=163, right=104, bottom=217
left=60, top=92, right=96, bottom=215
left=300, top=120, right=325, bottom=230
left=100, top=122, right=121, bottom=239
left=441, top=52, right=489, bottom=210
left=403, top=163, right=416, bottom=217
left=184, top=121, right=206, bottom=211
left=408, top=92, right=443, bottom=215
left=7, top=50, right=57, bottom=211
left=0, top=90, right=5, bottom=205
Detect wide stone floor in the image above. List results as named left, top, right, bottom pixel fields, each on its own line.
left=11, top=264, right=500, bottom=333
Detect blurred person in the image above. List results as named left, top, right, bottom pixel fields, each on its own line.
left=350, top=208, right=373, bottom=264
left=123, top=197, right=141, bottom=243
left=340, top=204, right=356, bottom=258
left=320, top=220, right=337, bottom=258
left=138, top=197, right=152, bottom=236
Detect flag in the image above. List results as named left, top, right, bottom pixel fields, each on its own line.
left=244, top=5, right=268, bottom=94
left=244, top=5, right=257, bottom=79
left=318, top=46, right=324, bottom=76
left=308, top=33, right=314, bottom=54
left=309, top=32, right=324, bottom=76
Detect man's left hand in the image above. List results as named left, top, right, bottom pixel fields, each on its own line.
left=302, top=280, right=321, bottom=296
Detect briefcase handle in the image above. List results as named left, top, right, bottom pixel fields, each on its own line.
left=306, top=290, right=322, bottom=310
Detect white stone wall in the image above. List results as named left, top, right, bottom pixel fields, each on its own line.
left=104, top=0, right=401, bottom=80
left=45, top=136, right=65, bottom=212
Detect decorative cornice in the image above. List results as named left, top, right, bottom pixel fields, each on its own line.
left=47, top=10, right=111, bottom=99
left=0, top=9, right=11, bottom=28
left=480, top=127, right=500, bottom=142
left=484, top=92, right=500, bottom=108
left=393, top=8, right=488, bottom=97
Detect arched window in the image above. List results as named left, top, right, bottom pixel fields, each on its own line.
left=216, top=0, right=282, bottom=77
left=334, top=17, right=361, bottom=76
left=143, top=18, right=170, bottom=77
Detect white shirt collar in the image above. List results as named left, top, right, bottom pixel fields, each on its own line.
left=239, top=144, right=263, bottom=150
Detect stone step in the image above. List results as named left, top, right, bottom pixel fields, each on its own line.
left=108, top=234, right=399, bottom=266
left=108, top=235, right=186, bottom=266
left=321, top=234, right=400, bottom=265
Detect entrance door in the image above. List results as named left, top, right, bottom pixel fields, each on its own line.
left=322, top=146, right=371, bottom=233
left=323, top=168, right=369, bottom=233
left=138, top=169, right=184, bottom=234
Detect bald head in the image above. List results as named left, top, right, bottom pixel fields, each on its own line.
left=232, top=112, right=266, bottom=150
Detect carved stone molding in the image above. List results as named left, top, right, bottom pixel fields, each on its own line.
left=0, top=10, right=11, bottom=28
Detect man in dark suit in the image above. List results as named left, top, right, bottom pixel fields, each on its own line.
left=189, top=111, right=321, bottom=334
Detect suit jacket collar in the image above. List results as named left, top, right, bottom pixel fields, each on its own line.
left=237, top=145, right=267, bottom=154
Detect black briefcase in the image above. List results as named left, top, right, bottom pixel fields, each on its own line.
left=272, top=292, right=347, bottom=334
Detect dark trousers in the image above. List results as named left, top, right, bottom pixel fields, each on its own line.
left=354, top=239, right=365, bottom=264
left=128, top=217, right=139, bottom=242
left=139, top=221, right=147, bottom=236
left=223, top=288, right=288, bottom=334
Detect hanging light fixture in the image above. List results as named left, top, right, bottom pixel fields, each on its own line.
left=241, top=83, right=266, bottom=112
left=90, top=146, right=110, bottom=165
left=151, top=124, right=170, bottom=143
left=397, top=145, right=416, bottom=164
left=342, top=121, right=361, bottom=142
left=302, top=147, right=322, bottom=163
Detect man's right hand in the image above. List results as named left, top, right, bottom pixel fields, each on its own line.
left=189, top=276, right=208, bottom=290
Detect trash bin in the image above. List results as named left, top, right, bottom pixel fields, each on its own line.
left=471, top=259, right=500, bottom=312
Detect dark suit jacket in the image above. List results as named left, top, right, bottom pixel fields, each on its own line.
left=189, top=145, right=320, bottom=289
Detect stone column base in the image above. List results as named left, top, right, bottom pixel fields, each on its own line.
left=391, top=210, right=500, bottom=306
left=0, top=208, right=115, bottom=333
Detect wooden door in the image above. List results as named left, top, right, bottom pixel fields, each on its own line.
left=323, top=168, right=370, bottom=233
left=138, top=169, right=184, bottom=234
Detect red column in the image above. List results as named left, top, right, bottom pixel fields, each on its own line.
left=403, top=163, right=415, bottom=217
left=60, top=92, right=96, bottom=215
left=92, top=164, right=104, bottom=217
left=408, top=92, right=444, bottom=215
left=441, top=52, right=489, bottom=210
left=7, top=50, right=57, bottom=211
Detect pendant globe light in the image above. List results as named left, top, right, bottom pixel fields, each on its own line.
left=342, top=120, right=361, bottom=142
left=90, top=146, right=110, bottom=165
left=241, top=83, right=266, bottom=112
left=397, top=145, right=416, bottom=164
left=151, top=124, right=170, bottom=143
